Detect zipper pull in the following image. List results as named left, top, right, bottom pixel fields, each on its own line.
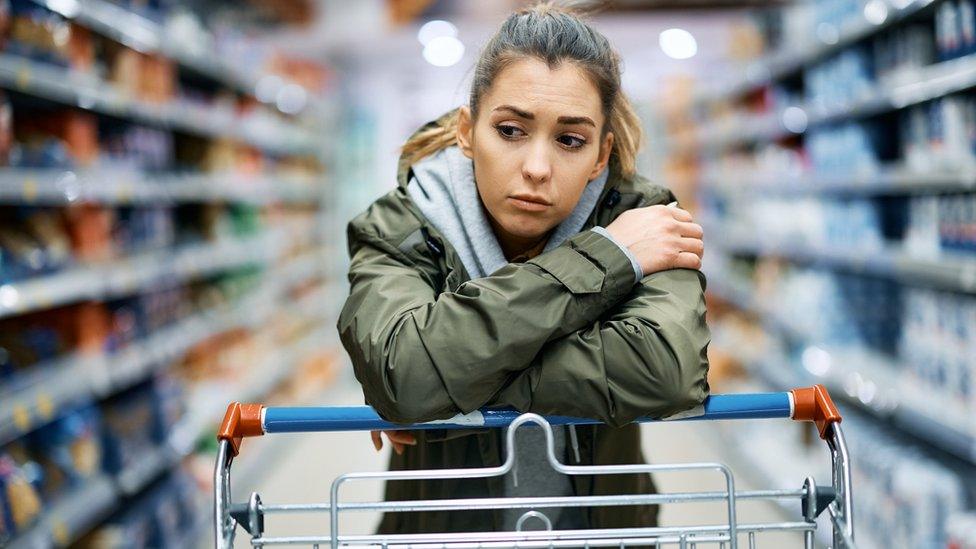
left=421, top=226, right=443, bottom=257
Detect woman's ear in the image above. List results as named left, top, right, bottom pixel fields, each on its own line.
left=589, top=131, right=614, bottom=180
left=456, top=106, right=475, bottom=159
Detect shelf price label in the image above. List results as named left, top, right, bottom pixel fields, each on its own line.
left=36, top=393, right=54, bottom=421
left=23, top=178, right=39, bottom=202
left=51, top=517, right=70, bottom=546
left=11, top=403, right=31, bottom=432
left=16, top=65, right=31, bottom=89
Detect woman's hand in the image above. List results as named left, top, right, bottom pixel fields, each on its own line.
left=370, top=430, right=417, bottom=455
left=605, top=203, right=704, bottom=275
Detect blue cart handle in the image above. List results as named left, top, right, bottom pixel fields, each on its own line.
left=217, top=385, right=841, bottom=457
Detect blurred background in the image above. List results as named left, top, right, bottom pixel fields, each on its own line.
left=0, top=0, right=974, bottom=547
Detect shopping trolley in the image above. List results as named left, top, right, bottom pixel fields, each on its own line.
left=214, top=384, right=854, bottom=548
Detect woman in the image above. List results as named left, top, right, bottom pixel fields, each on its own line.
left=337, top=2, right=710, bottom=535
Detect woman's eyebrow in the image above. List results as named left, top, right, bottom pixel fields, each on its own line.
left=493, top=105, right=596, bottom=127
left=494, top=105, right=535, bottom=119
left=557, top=115, right=595, bottom=127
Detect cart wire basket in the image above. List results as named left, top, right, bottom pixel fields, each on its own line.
left=214, top=384, right=854, bottom=548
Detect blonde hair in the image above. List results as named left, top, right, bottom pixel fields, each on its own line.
left=401, top=2, right=643, bottom=177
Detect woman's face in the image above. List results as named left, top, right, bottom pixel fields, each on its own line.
left=457, top=57, right=614, bottom=244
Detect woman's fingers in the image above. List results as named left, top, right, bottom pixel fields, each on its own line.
left=674, top=251, right=703, bottom=270
left=370, top=430, right=417, bottom=455
left=668, top=206, right=694, bottom=223
left=678, top=237, right=704, bottom=259
left=385, top=431, right=417, bottom=446
left=678, top=222, right=703, bottom=239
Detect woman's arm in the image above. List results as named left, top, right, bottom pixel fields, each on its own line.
left=489, top=268, right=710, bottom=427
left=337, top=228, right=638, bottom=424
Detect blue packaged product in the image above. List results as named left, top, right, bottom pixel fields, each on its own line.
left=961, top=0, right=976, bottom=54
left=938, top=1, right=962, bottom=60
left=27, top=406, right=101, bottom=500
left=100, top=386, right=157, bottom=475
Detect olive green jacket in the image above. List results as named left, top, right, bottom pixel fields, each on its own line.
left=337, top=111, right=711, bottom=534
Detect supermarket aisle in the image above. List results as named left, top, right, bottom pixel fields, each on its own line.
left=228, top=377, right=804, bottom=547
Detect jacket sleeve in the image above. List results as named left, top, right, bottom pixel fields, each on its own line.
left=489, top=268, right=711, bottom=427
left=337, top=227, right=639, bottom=424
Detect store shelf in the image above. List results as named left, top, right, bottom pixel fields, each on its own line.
left=0, top=248, right=325, bottom=447
left=115, top=444, right=177, bottom=496
left=29, top=0, right=322, bottom=116
left=0, top=53, right=318, bottom=157
left=7, top=474, right=117, bottom=549
left=696, top=0, right=936, bottom=106
left=2, top=314, right=332, bottom=549
left=168, top=324, right=332, bottom=457
left=711, top=228, right=976, bottom=293
left=707, top=274, right=976, bottom=465
left=698, top=51, right=976, bottom=152
left=702, top=164, right=976, bottom=196
left=0, top=168, right=323, bottom=205
left=0, top=231, right=279, bottom=320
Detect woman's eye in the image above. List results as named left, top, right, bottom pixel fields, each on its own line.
left=557, top=135, right=586, bottom=149
left=495, top=124, right=525, bottom=139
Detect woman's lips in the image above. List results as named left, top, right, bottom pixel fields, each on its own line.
left=508, top=196, right=550, bottom=212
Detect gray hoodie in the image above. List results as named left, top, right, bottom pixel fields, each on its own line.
left=406, top=145, right=641, bottom=530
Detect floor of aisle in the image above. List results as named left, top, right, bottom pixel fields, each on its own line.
left=221, top=377, right=815, bottom=548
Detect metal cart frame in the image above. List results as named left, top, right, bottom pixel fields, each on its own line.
left=214, top=384, right=853, bottom=548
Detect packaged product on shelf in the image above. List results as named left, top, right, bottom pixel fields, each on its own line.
left=937, top=1, right=976, bottom=61
left=7, top=135, right=72, bottom=169
left=70, top=302, right=111, bottom=355
left=64, top=204, right=115, bottom=261
left=103, top=298, right=143, bottom=353
left=0, top=91, right=11, bottom=166
left=901, top=95, right=976, bottom=171
left=806, top=123, right=883, bottom=176
left=900, top=288, right=976, bottom=421
left=939, top=193, right=976, bottom=253
left=874, top=25, right=935, bottom=85
left=905, top=195, right=944, bottom=257
left=805, top=47, right=874, bottom=109
left=138, top=54, right=176, bottom=105
left=0, top=309, right=70, bottom=380
left=105, top=41, right=146, bottom=100
left=21, top=405, right=101, bottom=501
left=0, top=0, right=9, bottom=51
left=0, top=452, right=43, bottom=541
left=139, top=285, right=190, bottom=333
left=0, top=207, right=73, bottom=282
left=102, top=285, right=189, bottom=353
left=846, top=415, right=969, bottom=549
left=101, top=124, right=175, bottom=172
left=904, top=194, right=976, bottom=257
left=100, top=385, right=161, bottom=475
left=112, top=206, right=176, bottom=254
left=16, top=110, right=99, bottom=167
left=7, top=1, right=73, bottom=67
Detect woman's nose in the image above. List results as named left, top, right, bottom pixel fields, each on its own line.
left=521, top=139, right=552, bottom=185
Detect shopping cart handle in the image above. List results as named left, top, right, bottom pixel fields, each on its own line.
left=217, top=385, right=841, bottom=456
